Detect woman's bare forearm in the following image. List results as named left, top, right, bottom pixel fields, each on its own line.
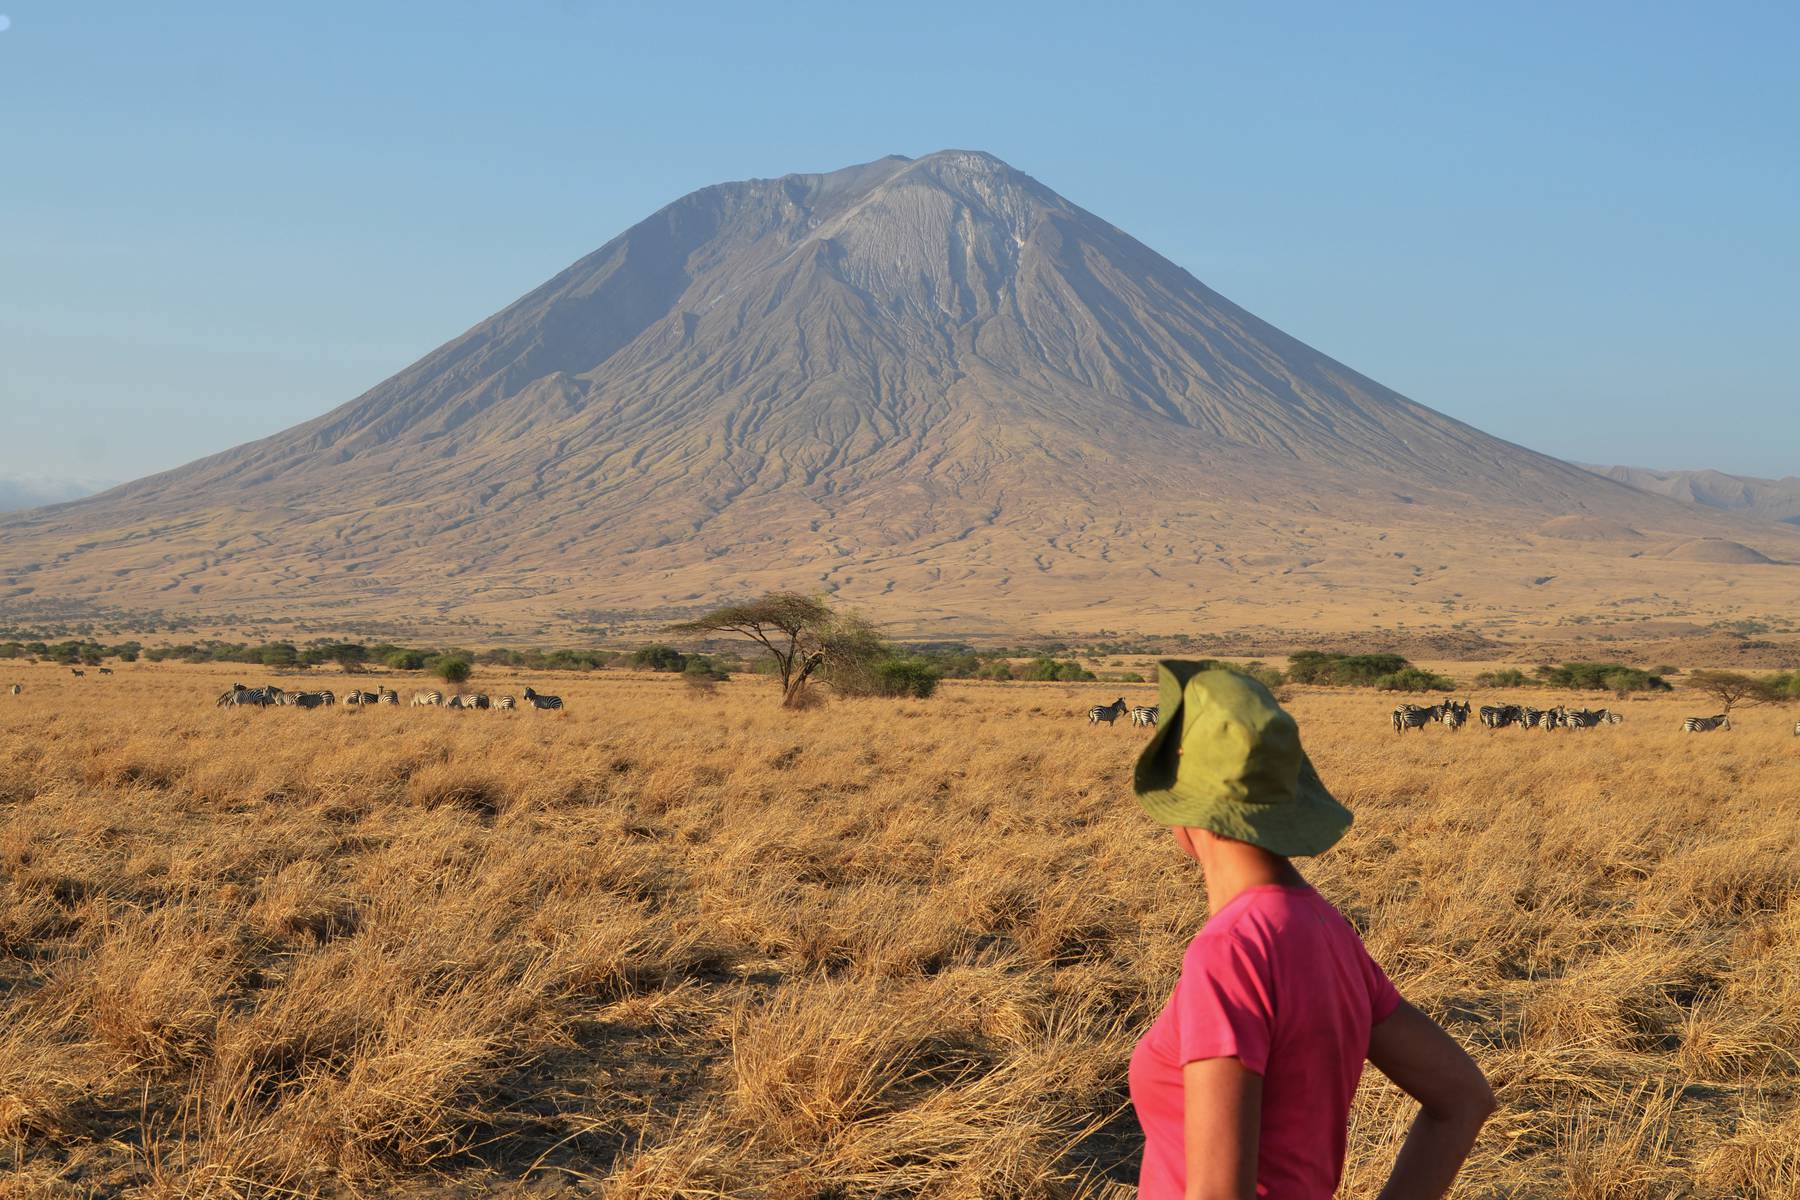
left=1375, top=1104, right=1491, bottom=1200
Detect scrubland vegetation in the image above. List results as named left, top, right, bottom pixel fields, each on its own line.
left=2, top=663, right=1798, bottom=1197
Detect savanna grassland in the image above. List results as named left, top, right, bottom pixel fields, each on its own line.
left=2, top=662, right=1798, bottom=1198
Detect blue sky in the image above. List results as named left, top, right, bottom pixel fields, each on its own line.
left=1, top=1, right=1794, bottom=482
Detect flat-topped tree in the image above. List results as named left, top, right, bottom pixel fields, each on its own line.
left=672, top=593, right=835, bottom=708
left=1684, top=670, right=1777, bottom=715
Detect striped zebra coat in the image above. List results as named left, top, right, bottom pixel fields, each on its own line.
left=1479, top=705, right=1521, bottom=729
left=378, top=687, right=399, bottom=705
left=217, top=685, right=275, bottom=708
left=1088, top=698, right=1128, bottom=726
left=521, top=687, right=563, bottom=711
left=411, top=690, right=444, bottom=707
left=8, top=684, right=21, bottom=696
left=495, top=695, right=517, bottom=711
left=1392, top=704, right=1434, bottom=733
left=1683, top=714, right=1730, bottom=733
left=1130, top=705, right=1158, bottom=728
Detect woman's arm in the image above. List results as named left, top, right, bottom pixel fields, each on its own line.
left=1182, top=1057, right=1261, bottom=1200
left=1368, top=1000, right=1497, bottom=1200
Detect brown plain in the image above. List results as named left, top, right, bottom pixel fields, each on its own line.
left=3, top=662, right=1798, bottom=1197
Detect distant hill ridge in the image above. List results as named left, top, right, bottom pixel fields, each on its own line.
left=1582, top=464, right=1800, bottom=525
left=3, top=150, right=1795, bottom=635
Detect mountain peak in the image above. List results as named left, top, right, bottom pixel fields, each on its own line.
left=7, top=153, right=1785, bottom=635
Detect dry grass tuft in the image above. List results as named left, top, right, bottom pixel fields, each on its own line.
left=1, top=661, right=1796, bottom=1195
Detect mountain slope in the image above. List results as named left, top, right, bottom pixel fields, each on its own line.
left=4, top=151, right=1795, bottom=637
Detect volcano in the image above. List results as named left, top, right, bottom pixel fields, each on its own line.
left=4, top=150, right=1792, bottom=637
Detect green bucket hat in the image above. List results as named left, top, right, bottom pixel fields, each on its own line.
left=1133, top=661, right=1351, bottom=857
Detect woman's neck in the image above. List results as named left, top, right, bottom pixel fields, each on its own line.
left=1197, top=836, right=1307, bottom=915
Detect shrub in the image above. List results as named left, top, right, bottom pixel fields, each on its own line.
left=1473, top=669, right=1534, bottom=688
left=258, top=643, right=299, bottom=669
left=433, top=656, right=473, bottom=685
left=1535, top=662, right=1671, bottom=694
left=1232, top=661, right=1285, bottom=690
left=1019, top=656, right=1096, bottom=682
left=631, top=644, right=688, bottom=673
left=1375, top=667, right=1457, bottom=693
left=385, top=649, right=429, bottom=671
left=1286, top=652, right=1409, bottom=687
left=872, top=658, right=940, bottom=699
left=683, top=656, right=731, bottom=692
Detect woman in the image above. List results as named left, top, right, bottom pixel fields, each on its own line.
left=1129, top=663, right=1495, bottom=1199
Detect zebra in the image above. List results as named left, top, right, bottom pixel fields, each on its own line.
left=8, top=684, right=20, bottom=696
left=1683, top=714, right=1730, bottom=733
left=446, top=694, right=468, bottom=710
left=1479, top=704, right=1521, bottom=729
left=469, top=693, right=490, bottom=710
left=1793, top=720, right=1799, bottom=737
left=378, top=687, right=399, bottom=705
left=98, top=667, right=114, bottom=676
left=218, top=685, right=275, bottom=708
left=1442, top=706, right=1467, bottom=731
left=1433, top=700, right=1470, bottom=725
left=494, top=694, right=517, bottom=711
left=70, top=669, right=85, bottom=677
left=1563, top=709, right=1603, bottom=730
left=521, top=686, right=563, bottom=711
left=1392, top=704, right=1433, bottom=733
left=1088, top=698, right=1129, bottom=726
left=411, top=690, right=444, bottom=707
left=292, top=690, right=334, bottom=709
left=1130, top=705, right=1158, bottom=728
left=343, top=689, right=378, bottom=706
left=1604, top=711, right=1625, bottom=725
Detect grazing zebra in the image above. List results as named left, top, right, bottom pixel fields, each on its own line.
left=378, top=687, right=399, bottom=705
left=1604, top=711, right=1625, bottom=725
left=1130, top=705, right=1158, bottom=728
left=1479, top=704, right=1520, bottom=729
left=343, top=689, right=376, bottom=706
left=8, top=684, right=20, bottom=695
left=1392, top=704, right=1433, bottom=733
left=98, top=667, right=114, bottom=676
left=1563, top=709, right=1603, bottom=730
left=218, top=685, right=274, bottom=708
left=292, top=691, right=334, bottom=709
left=1683, top=714, right=1730, bottom=733
left=1793, top=720, right=1799, bottom=737
left=1088, top=697, right=1129, bottom=726
left=495, top=695, right=517, bottom=711
left=446, top=694, right=467, bottom=710
left=469, top=693, right=490, bottom=710
left=411, top=690, right=444, bottom=707
left=521, top=686, right=563, bottom=711
left=70, top=669, right=85, bottom=677
left=1442, top=706, right=1467, bottom=731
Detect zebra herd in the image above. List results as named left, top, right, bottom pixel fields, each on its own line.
left=1395, top=700, right=1631, bottom=732
left=214, top=682, right=565, bottom=711
left=1087, top=698, right=1159, bottom=727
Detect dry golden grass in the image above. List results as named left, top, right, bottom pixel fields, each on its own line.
left=1, top=661, right=1797, bottom=1197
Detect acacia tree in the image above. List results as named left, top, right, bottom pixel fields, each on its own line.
left=672, top=593, right=837, bottom=707
left=1684, top=670, right=1775, bottom=716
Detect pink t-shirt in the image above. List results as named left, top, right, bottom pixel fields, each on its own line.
left=1129, top=884, right=1401, bottom=1199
